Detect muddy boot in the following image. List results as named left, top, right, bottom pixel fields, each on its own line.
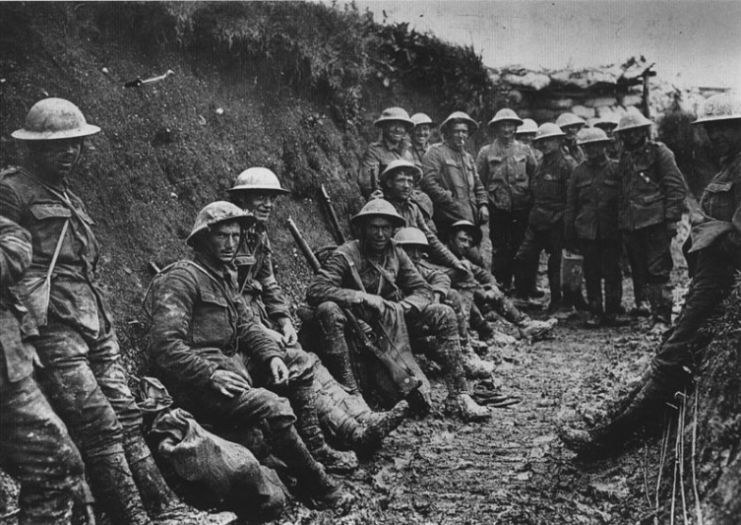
left=517, top=317, right=557, bottom=340
left=461, top=344, right=495, bottom=379
left=443, top=393, right=490, bottom=422
left=321, top=339, right=361, bottom=395
left=125, top=435, right=182, bottom=517
left=85, top=451, right=152, bottom=525
left=291, top=386, right=358, bottom=473
left=269, top=426, right=352, bottom=508
left=349, top=400, right=410, bottom=452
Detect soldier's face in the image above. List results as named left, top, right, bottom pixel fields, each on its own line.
left=364, top=217, right=394, bottom=252
left=449, top=230, right=473, bottom=257
left=562, top=124, right=583, bottom=140
left=704, top=121, right=741, bottom=158
left=583, top=142, right=607, bottom=161
left=403, top=245, right=425, bottom=263
left=448, top=123, right=469, bottom=151
left=495, top=121, right=518, bottom=141
left=241, top=191, right=278, bottom=222
left=387, top=172, right=415, bottom=200
left=516, top=133, right=534, bottom=145
left=383, top=121, right=409, bottom=145
left=412, top=124, right=431, bottom=147
left=535, top=137, right=560, bottom=155
left=205, top=222, right=242, bottom=264
left=31, top=138, right=83, bottom=178
left=619, top=128, right=647, bottom=149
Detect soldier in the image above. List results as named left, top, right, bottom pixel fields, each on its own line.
left=593, top=112, right=621, bottom=161
left=1, top=215, right=86, bottom=525
left=421, top=111, right=489, bottom=244
left=614, top=112, right=687, bottom=331
left=358, top=107, right=415, bottom=199
left=559, top=93, right=741, bottom=453
left=556, top=112, right=587, bottom=165
left=408, top=113, right=436, bottom=223
left=227, top=167, right=407, bottom=456
left=565, top=128, right=628, bottom=327
left=513, top=123, right=578, bottom=310
left=515, top=118, right=543, bottom=164
left=307, top=200, right=490, bottom=422
left=1, top=98, right=188, bottom=525
left=476, top=108, right=538, bottom=293
left=442, top=220, right=557, bottom=342
left=146, top=202, right=350, bottom=506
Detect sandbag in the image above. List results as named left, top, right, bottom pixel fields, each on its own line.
left=150, top=408, right=287, bottom=518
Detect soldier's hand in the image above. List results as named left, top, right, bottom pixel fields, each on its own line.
left=278, top=317, right=298, bottom=346
left=362, top=293, right=387, bottom=314
left=269, top=357, right=289, bottom=386
left=478, top=206, right=489, bottom=224
left=453, top=260, right=470, bottom=274
left=369, top=189, right=385, bottom=200
left=263, top=327, right=285, bottom=346
left=210, top=370, right=251, bottom=398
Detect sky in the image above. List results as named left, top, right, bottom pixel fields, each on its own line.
left=346, top=0, right=741, bottom=92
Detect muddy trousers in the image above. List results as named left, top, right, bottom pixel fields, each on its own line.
left=514, top=223, right=564, bottom=302
left=489, top=208, right=530, bottom=289
left=0, top=374, right=85, bottom=525
left=624, top=224, right=674, bottom=323
left=34, top=318, right=176, bottom=525
left=171, top=377, right=336, bottom=499
left=406, top=304, right=469, bottom=398
left=581, top=239, right=623, bottom=314
left=591, top=248, right=738, bottom=444
left=448, top=287, right=526, bottom=340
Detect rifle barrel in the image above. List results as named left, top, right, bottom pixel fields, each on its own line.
left=286, top=217, right=322, bottom=274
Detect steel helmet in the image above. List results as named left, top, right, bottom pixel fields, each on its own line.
left=450, top=219, right=482, bottom=246
left=594, top=112, right=620, bottom=130
left=488, top=108, right=523, bottom=127
left=12, top=98, right=101, bottom=141
left=533, top=123, right=566, bottom=142
left=439, top=111, right=479, bottom=133
left=555, top=113, right=586, bottom=130
left=380, top=159, right=423, bottom=186
left=394, top=227, right=429, bottom=247
left=576, top=127, right=611, bottom=145
left=692, top=93, right=741, bottom=125
left=615, top=112, right=652, bottom=133
left=516, top=118, right=538, bottom=135
left=350, top=199, right=406, bottom=229
left=228, top=167, right=289, bottom=194
left=187, top=201, right=254, bottom=247
left=374, top=107, right=415, bottom=129
left=411, top=113, right=435, bottom=127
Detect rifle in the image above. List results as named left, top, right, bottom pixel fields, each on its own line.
left=319, top=184, right=345, bottom=245
left=285, top=216, right=422, bottom=402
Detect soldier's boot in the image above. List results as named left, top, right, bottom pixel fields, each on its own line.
left=348, top=400, right=410, bottom=453
left=125, top=435, right=182, bottom=517
left=269, top=426, right=352, bottom=508
left=85, top=451, right=152, bottom=525
left=322, top=338, right=361, bottom=395
left=291, top=386, right=358, bottom=473
left=559, top=373, right=680, bottom=456
left=517, top=317, right=558, bottom=340
left=461, top=343, right=495, bottom=379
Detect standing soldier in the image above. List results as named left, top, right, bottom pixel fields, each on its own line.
left=593, top=112, right=621, bottom=161
left=615, top=112, right=687, bottom=331
left=1, top=215, right=86, bottom=525
left=513, top=123, right=578, bottom=310
left=565, top=128, right=628, bottom=327
left=1, top=98, right=188, bottom=525
left=556, top=112, right=587, bottom=165
left=421, top=111, right=489, bottom=244
left=358, top=107, right=415, bottom=199
left=307, top=200, right=490, bottom=422
left=560, top=92, right=741, bottom=453
left=408, top=113, right=436, bottom=223
left=146, top=202, right=350, bottom=506
left=476, top=108, right=538, bottom=293
left=516, top=118, right=543, bottom=164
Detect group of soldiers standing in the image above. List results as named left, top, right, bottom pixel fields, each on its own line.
left=0, top=89, right=739, bottom=523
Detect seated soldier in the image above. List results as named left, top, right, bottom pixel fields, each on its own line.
left=227, top=167, right=408, bottom=454
left=306, top=199, right=490, bottom=422
left=146, top=202, right=350, bottom=507
left=392, top=226, right=496, bottom=380
left=444, top=221, right=557, bottom=342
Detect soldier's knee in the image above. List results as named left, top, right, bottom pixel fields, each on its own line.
left=262, top=394, right=297, bottom=433
left=315, top=302, right=347, bottom=335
